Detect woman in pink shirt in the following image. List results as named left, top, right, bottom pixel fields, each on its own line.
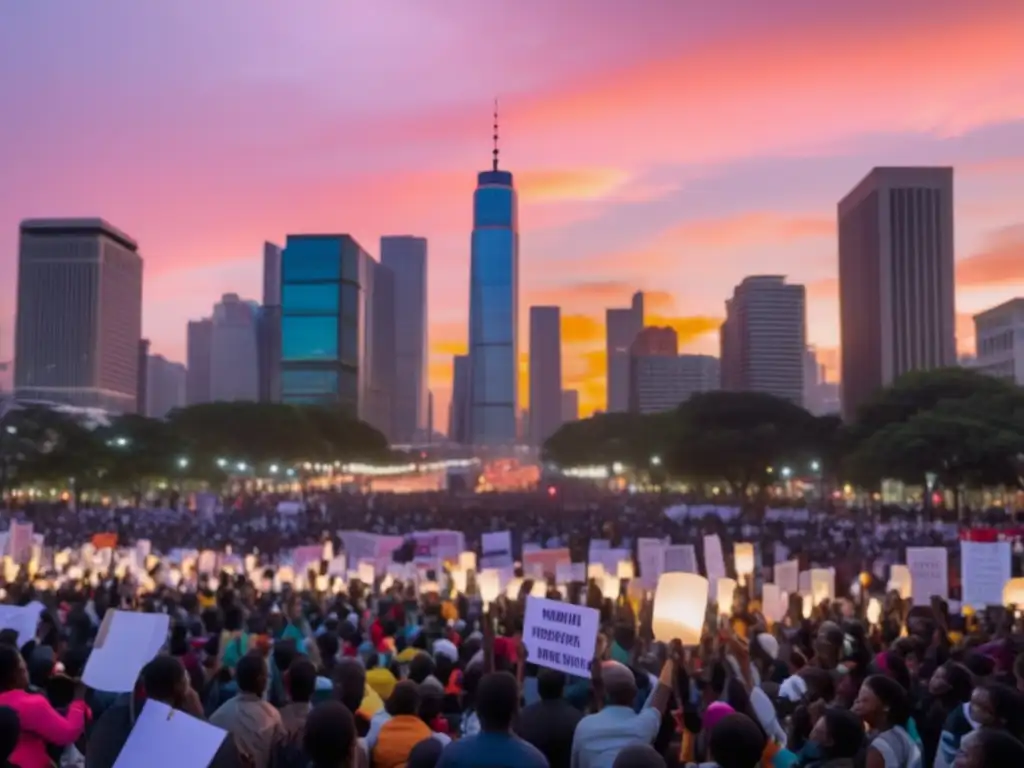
left=0, top=645, right=89, bottom=768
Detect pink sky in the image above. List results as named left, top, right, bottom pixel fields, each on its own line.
left=1, top=0, right=1023, bottom=425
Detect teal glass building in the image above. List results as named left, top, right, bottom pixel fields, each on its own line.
left=468, top=168, right=519, bottom=445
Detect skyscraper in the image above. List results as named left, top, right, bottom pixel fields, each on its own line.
left=449, top=354, right=471, bottom=443
left=719, top=276, right=806, bottom=405
left=838, top=167, right=956, bottom=421
left=528, top=306, right=562, bottom=446
left=15, top=218, right=143, bottom=412
left=146, top=354, right=187, bottom=418
left=137, top=338, right=150, bottom=414
left=560, top=390, right=579, bottom=424
left=210, top=293, right=259, bottom=402
left=258, top=241, right=283, bottom=403
left=973, top=298, right=1024, bottom=385
left=467, top=109, right=519, bottom=445
left=605, top=292, right=644, bottom=412
left=381, top=235, right=428, bottom=442
left=278, top=234, right=392, bottom=433
left=186, top=318, right=212, bottom=405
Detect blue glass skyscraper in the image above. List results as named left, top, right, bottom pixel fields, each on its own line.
left=467, top=111, right=519, bottom=445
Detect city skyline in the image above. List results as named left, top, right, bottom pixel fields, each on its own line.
left=2, top=2, right=1024, bottom=428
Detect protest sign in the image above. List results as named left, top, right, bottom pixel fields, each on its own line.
left=480, top=530, right=513, bottom=568
left=637, top=538, right=666, bottom=589
left=523, top=548, right=571, bottom=578
left=664, top=545, right=697, bottom=574
left=702, top=535, right=726, bottom=580
left=83, top=610, right=170, bottom=692
left=774, top=560, right=799, bottom=594
left=523, top=596, right=599, bottom=677
left=112, top=700, right=226, bottom=768
left=961, top=540, right=1011, bottom=610
left=906, top=547, right=948, bottom=604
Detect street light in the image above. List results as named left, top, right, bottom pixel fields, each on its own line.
left=269, top=464, right=279, bottom=474
left=216, top=458, right=228, bottom=468
left=651, top=455, right=662, bottom=467
left=177, top=457, right=189, bottom=469
left=114, top=437, right=128, bottom=447
left=810, top=460, right=820, bottom=472
left=780, top=467, right=792, bottom=479
left=237, top=462, right=247, bottom=472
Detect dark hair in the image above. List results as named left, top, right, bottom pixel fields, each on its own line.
left=388, top=680, right=421, bottom=717
left=235, top=653, right=267, bottom=695
left=940, top=661, right=975, bottom=703
left=708, top=713, right=766, bottom=768
left=801, top=666, right=836, bottom=703
left=612, top=744, right=666, bottom=767
left=0, top=706, right=19, bottom=761
left=272, top=639, right=299, bottom=677
left=979, top=683, right=1024, bottom=737
left=223, top=606, right=244, bottom=632
left=863, top=674, right=911, bottom=728
left=0, top=645, right=24, bottom=692
left=964, top=651, right=995, bottom=679
left=287, top=657, right=317, bottom=703
left=536, top=667, right=566, bottom=701
left=304, top=701, right=356, bottom=767
left=142, top=655, right=187, bottom=702
left=407, top=737, right=444, bottom=768
left=169, top=624, right=189, bottom=656
left=333, top=658, right=366, bottom=714
left=475, top=671, right=519, bottom=732
left=976, top=728, right=1024, bottom=764
left=409, top=652, right=435, bottom=684
left=823, top=707, right=865, bottom=759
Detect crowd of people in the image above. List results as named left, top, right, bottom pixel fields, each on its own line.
left=0, top=491, right=1021, bottom=767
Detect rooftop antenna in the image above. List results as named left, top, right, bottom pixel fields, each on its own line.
left=492, top=98, right=500, bottom=171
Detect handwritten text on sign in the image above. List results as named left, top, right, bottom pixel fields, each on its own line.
left=523, top=596, right=599, bottom=677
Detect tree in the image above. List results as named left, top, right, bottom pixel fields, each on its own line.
left=665, top=391, right=819, bottom=497
left=542, top=411, right=673, bottom=468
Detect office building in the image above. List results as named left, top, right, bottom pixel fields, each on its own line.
left=973, top=298, right=1024, bottom=384
left=449, top=354, right=471, bottom=443
left=15, top=218, right=143, bottom=412
left=528, top=306, right=562, bottom=446
left=258, top=242, right=283, bottom=403
left=838, top=167, right=956, bottom=421
left=381, top=235, right=428, bottom=442
left=210, top=293, right=259, bottom=402
left=719, top=276, right=806, bottom=405
left=467, top=121, right=519, bottom=446
left=137, top=339, right=150, bottom=415
left=630, top=354, right=720, bottom=414
left=561, top=389, right=579, bottom=423
left=186, top=318, right=213, bottom=405
left=279, top=234, right=393, bottom=435
left=606, top=292, right=644, bottom=412
left=146, top=354, right=186, bottom=418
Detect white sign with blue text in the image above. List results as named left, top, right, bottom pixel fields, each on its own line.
left=523, top=596, right=600, bottom=678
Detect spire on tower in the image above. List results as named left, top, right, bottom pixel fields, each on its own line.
left=492, top=98, right=500, bottom=171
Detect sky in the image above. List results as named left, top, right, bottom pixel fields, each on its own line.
left=1, top=0, right=1023, bottom=430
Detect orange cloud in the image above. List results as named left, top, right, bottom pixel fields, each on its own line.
left=956, top=225, right=1024, bottom=286
left=517, top=168, right=631, bottom=202
left=660, top=213, right=835, bottom=250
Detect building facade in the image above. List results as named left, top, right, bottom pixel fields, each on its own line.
left=606, top=292, right=644, bottom=412
left=560, top=389, right=579, bottom=423
left=449, top=354, right=471, bottom=443
left=137, top=339, right=150, bottom=414
left=629, top=355, right=720, bottom=414
left=185, top=318, right=212, bottom=405
left=258, top=241, right=283, bottom=403
left=838, top=167, right=956, bottom=421
left=15, top=218, right=143, bottom=413
left=528, top=306, right=562, bottom=446
left=467, top=167, right=519, bottom=445
left=973, top=298, right=1024, bottom=384
left=720, top=276, right=806, bottom=405
left=381, top=236, right=428, bottom=443
left=210, top=293, right=259, bottom=402
left=146, top=354, right=187, bottom=418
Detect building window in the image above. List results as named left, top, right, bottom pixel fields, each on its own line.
left=281, top=369, right=339, bottom=395
left=283, top=239, right=342, bottom=282
left=282, top=283, right=339, bottom=313
left=474, top=187, right=514, bottom=228
left=282, top=316, right=338, bottom=360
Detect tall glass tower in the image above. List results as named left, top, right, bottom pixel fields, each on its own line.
left=467, top=107, right=519, bottom=445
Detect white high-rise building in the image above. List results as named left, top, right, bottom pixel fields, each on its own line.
left=210, top=293, right=259, bottom=402
left=973, top=298, right=1024, bottom=384
left=838, top=167, right=956, bottom=421
left=146, top=354, right=186, bottom=418
left=720, top=276, right=806, bottom=405
left=381, top=236, right=428, bottom=442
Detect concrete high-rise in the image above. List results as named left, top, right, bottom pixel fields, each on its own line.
left=719, top=276, right=806, bottom=405
left=449, top=354, right=471, bottom=443
left=973, top=298, right=1024, bottom=384
left=15, top=218, right=143, bottom=412
left=606, top=292, right=644, bottom=412
left=365, top=258, right=396, bottom=440
left=528, top=306, right=562, bottom=446
left=210, top=294, right=259, bottom=402
left=467, top=134, right=519, bottom=446
left=560, top=389, right=579, bottom=423
left=146, top=354, right=187, bottom=418
left=137, top=339, right=150, bottom=415
left=381, top=236, right=428, bottom=442
left=838, top=167, right=956, bottom=421
left=186, top=318, right=213, bottom=405
left=258, top=242, right=282, bottom=403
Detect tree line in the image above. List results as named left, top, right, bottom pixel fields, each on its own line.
left=0, top=401, right=390, bottom=498
left=542, top=367, right=1024, bottom=499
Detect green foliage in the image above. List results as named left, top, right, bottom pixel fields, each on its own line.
left=2, top=401, right=389, bottom=494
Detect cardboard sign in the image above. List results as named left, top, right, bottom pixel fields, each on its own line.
left=523, top=596, right=599, bottom=677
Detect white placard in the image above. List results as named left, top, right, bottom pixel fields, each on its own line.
left=0, top=602, right=44, bottom=647
left=83, top=610, right=170, bottom=692
left=702, top=535, right=726, bottom=580
left=523, top=596, right=599, bottom=678
left=906, top=547, right=948, bottom=604
left=664, top=545, right=697, bottom=574
left=774, top=560, right=799, bottom=594
left=961, top=540, right=1011, bottom=610
left=762, top=584, right=786, bottom=624
left=481, top=530, right=513, bottom=569
left=113, top=699, right=227, bottom=768
left=637, top=538, right=666, bottom=590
